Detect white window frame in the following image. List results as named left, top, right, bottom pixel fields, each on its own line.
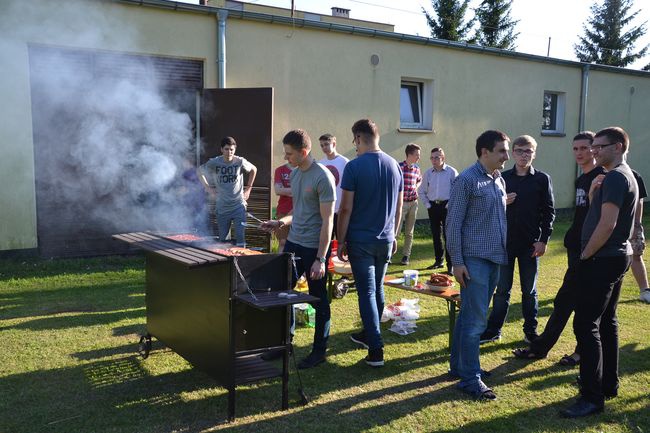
left=541, top=91, right=566, bottom=135
left=400, top=77, right=433, bottom=131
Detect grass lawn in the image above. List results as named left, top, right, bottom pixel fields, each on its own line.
left=1, top=219, right=649, bottom=433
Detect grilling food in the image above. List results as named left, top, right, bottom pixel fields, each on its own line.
left=207, top=247, right=262, bottom=256
left=167, top=233, right=202, bottom=241
left=428, top=273, right=454, bottom=287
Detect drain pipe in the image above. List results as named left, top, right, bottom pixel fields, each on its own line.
left=217, top=9, right=228, bottom=88
left=578, top=64, right=589, bottom=132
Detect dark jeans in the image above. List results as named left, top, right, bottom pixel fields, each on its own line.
left=347, top=241, right=391, bottom=351
left=485, top=248, right=539, bottom=336
left=283, top=240, right=331, bottom=356
left=427, top=201, right=450, bottom=266
left=574, top=255, right=630, bottom=405
left=530, top=250, right=580, bottom=355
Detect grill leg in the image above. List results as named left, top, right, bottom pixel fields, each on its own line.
left=227, top=386, right=235, bottom=422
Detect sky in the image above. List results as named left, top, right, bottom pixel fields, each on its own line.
left=184, top=0, right=650, bottom=70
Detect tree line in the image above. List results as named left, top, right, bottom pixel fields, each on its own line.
left=424, top=0, right=649, bottom=69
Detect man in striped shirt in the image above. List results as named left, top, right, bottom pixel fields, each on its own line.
left=446, top=130, right=510, bottom=401
left=398, top=143, right=422, bottom=265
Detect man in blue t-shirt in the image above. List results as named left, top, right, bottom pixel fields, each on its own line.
left=337, top=119, right=403, bottom=367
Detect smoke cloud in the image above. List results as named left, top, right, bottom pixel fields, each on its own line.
left=3, top=0, right=209, bottom=253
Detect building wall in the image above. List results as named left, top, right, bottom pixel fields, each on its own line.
left=1, top=0, right=649, bottom=251
left=223, top=18, right=587, bottom=208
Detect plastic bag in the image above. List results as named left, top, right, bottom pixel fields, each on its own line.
left=382, top=298, right=421, bottom=334
left=294, top=303, right=315, bottom=327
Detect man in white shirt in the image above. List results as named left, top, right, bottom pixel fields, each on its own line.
left=318, top=133, right=349, bottom=239
left=418, top=147, right=458, bottom=273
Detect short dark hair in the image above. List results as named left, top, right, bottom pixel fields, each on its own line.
left=431, top=147, right=444, bottom=154
left=475, top=130, right=509, bottom=158
left=351, top=118, right=379, bottom=141
left=405, top=143, right=421, bottom=156
left=319, top=133, right=335, bottom=142
left=595, top=126, right=629, bottom=152
left=221, top=136, right=236, bottom=148
left=573, top=131, right=595, bottom=143
left=282, top=129, right=311, bottom=151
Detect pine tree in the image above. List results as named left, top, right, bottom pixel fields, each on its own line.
left=574, top=0, right=648, bottom=67
left=474, top=0, right=519, bottom=50
left=423, top=0, right=475, bottom=42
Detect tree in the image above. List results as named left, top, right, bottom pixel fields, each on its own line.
left=474, top=0, right=519, bottom=50
left=574, top=0, right=648, bottom=67
left=423, top=0, right=475, bottom=42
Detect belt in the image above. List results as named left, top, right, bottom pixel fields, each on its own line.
left=404, top=198, right=418, bottom=202
left=431, top=200, right=448, bottom=205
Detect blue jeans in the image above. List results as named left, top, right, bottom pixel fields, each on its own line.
left=347, top=241, right=391, bottom=351
left=485, top=251, right=539, bottom=336
left=283, top=240, right=330, bottom=356
left=216, top=204, right=246, bottom=246
left=450, top=257, right=500, bottom=391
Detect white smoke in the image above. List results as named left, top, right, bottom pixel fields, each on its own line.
left=2, top=0, right=208, bottom=250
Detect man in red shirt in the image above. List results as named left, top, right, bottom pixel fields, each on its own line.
left=273, top=163, right=293, bottom=250
left=398, top=143, right=422, bottom=265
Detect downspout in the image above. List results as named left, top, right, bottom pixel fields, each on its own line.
left=576, top=64, right=590, bottom=177
left=217, top=9, right=228, bottom=88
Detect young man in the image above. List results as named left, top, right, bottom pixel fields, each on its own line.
left=513, top=132, right=605, bottom=365
left=318, top=133, right=349, bottom=239
left=337, top=119, right=403, bottom=367
left=481, top=135, right=555, bottom=344
left=200, top=136, right=257, bottom=246
left=398, top=143, right=422, bottom=265
left=273, top=162, right=293, bottom=251
left=261, top=129, right=335, bottom=369
left=446, top=130, right=510, bottom=400
left=630, top=170, right=649, bottom=302
left=561, top=126, right=637, bottom=418
left=418, top=147, right=458, bottom=272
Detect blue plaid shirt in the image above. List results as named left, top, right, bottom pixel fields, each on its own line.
left=446, top=161, right=508, bottom=266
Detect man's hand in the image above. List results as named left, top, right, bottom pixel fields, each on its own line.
left=260, top=220, right=280, bottom=233
left=453, top=265, right=470, bottom=289
left=243, top=186, right=252, bottom=201
left=531, top=241, right=547, bottom=257
left=506, top=192, right=517, bottom=205
left=310, top=260, right=326, bottom=280
left=337, top=242, right=348, bottom=262
left=589, top=174, right=606, bottom=200
left=391, top=239, right=398, bottom=256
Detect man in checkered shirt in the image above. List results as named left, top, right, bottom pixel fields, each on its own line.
left=446, top=130, right=511, bottom=401
left=397, top=143, right=422, bottom=265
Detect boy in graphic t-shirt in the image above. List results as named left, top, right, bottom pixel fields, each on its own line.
left=201, top=136, right=257, bottom=246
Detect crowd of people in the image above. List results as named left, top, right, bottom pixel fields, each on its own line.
left=198, top=121, right=648, bottom=418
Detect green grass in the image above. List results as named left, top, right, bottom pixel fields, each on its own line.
left=1, top=220, right=649, bottom=433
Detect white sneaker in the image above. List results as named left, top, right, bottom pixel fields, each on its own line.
left=640, top=289, right=650, bottom=303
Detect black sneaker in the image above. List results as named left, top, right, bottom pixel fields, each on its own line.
left=365, top=348, right=384, bottom=367
left=401, top=256, right=410, bottom=265
left=297, top=352, right=326, bottom=369
left=479, top=331, right=501, bottom=344
left=350, top=331, right=369, bottom=349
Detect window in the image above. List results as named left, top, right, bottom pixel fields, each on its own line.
left=400, top=78, right=433, bottom=131
left=542, top=91, right=565, bottom=134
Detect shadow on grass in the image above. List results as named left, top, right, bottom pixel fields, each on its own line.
left=0, top=281, right=144, bottom=322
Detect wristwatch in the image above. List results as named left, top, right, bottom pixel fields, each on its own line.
left=316, top=257, right=326, bottom=264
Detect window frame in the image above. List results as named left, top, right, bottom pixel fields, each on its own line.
left=399, top=77, right=433, bottom=131
left=541, top=91, right=566, bottom=135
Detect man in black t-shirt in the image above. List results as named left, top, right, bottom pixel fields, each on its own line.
left=513, top=132, right=604, bottom=363
left=630, top=170, right=649, bottom=302
left=560, top=126, right=637, bottom=418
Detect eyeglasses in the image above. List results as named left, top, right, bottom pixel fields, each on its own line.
left=592, top=142, right=618, bottom=151
left=430, top=156, right=442, bottom=160
left=513, top=149, right=534, bottom=156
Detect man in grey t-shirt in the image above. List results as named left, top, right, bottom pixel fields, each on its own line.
left=561, top=126, right=637, bottom=418
left=201, top=136, right=257, bottom=246
left=261, top=129, right=335, bottom=369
